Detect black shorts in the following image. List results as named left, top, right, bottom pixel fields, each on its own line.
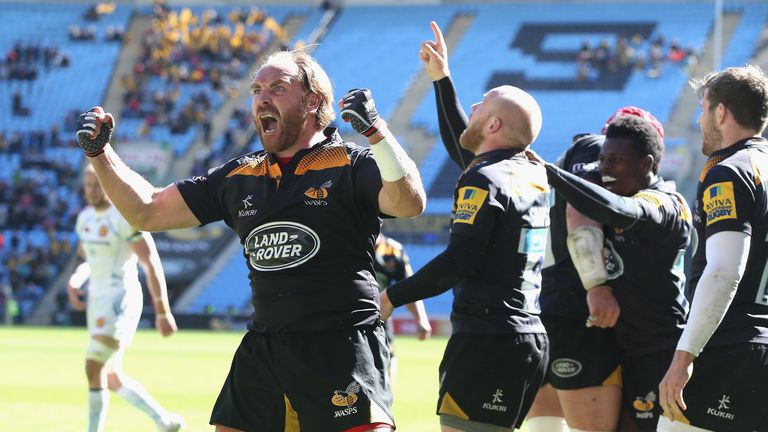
left=542, top=313, right=622, bottom=390
left=621, top=348, right=675, bottom=432
left=436, top=333, right=548, bottom=429
left=210, top=325, right=393, bottom=432
left=678, top=343, right=768, bottom=431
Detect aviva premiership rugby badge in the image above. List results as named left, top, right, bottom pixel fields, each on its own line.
left=703, top=181, right=737, bottom=225
left=453, top=186, right=488, bottom=225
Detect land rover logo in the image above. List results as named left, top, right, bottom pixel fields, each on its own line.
left=245, top=222, right=320, bottom=271
left=551, top=358, right=582, bottom=378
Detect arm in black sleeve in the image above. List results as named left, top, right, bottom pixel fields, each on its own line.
left=544, top=163, right=642, bottom=229
left=386, top=232, right=487, bottom=307
left=434, top=77, right=474, bottom=169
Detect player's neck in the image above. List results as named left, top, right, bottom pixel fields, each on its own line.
left=719, top=128, right=761, bottom=151
left=273, top=127, right=327, bottom=158
left=92, top=201, right=112, bottom=212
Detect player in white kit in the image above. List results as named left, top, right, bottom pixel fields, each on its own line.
left=67, top=166, right=183, bottom=432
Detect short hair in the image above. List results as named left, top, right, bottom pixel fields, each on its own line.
left=692, top=65, right=768, bottom=133
left=259, top=48, right=336, bottom=129
left=605, top=115, right=664, bottom=174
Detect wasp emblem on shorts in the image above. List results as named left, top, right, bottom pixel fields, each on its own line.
left=633, top=390, right=656, bottom=413
left=331, top=381, right=360, bottom=407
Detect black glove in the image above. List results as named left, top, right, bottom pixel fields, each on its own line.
left=339, top=88, right=380, bottom=137
left=76, top=107, right=114, bottom=157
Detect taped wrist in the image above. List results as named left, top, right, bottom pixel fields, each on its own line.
left=567, top=225, right=608, bottom=290
left=370, top=136, right=413, bottom=182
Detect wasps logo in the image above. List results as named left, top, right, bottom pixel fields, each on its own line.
left=633, top=391, right=656, bottom=412
left=331, top=381, right=360, bottom=407
left=304, top=180, right=333, bottom=200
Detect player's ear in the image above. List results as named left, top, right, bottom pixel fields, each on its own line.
left=306, top=93, right=322, bottom=111
left=640, top=154, right=654, bottom=174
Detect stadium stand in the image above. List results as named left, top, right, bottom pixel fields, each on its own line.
left=2, top=1, right=767, bottom=327
left=115, top=4, right=311, bottom=156
left=178, top=2, right=767, bottom=319
left=0, top=2, right=131, bottom=322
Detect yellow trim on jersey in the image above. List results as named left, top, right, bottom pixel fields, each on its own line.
left=602, top=365, right=623, bottom=387
left=284, top=395, right=300, bottom=432
left=454, top=186, right=489, bottom=225
left=438, top=392, right=470, bottom=420
left=633, top=190, right=664, bottom=208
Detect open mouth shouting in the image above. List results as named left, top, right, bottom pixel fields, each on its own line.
left=259, top=113, right=279, bottom=134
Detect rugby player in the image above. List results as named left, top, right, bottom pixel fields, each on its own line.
left=658, top=65, right=768, bottom=432
left=380, top=74, right=550, bottom=430
left=68, top=165, right=182, bottom=432
left=529, top=112, right=692, bottom=431
left=419, top=21, right=623, bottom=432
left=74, top=49, right=426, bottom=432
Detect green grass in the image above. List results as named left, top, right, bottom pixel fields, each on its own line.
left=0, top=327, right=451, bottom=431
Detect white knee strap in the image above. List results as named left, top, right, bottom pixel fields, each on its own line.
left=86, top=339, right=118, bottom=364
left=570, top=428, right=614, bottom=432
left=527, top=416, right=569, bottom=432
left=657, top=415, right=713, bottom=432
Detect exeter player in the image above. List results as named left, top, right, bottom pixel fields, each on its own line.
left=68, top=166, right=182, bottom=432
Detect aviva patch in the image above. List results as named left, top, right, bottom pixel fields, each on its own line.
left=703, top=181, right=737, bottom=225
left=453, top=186, right=488, bottom=225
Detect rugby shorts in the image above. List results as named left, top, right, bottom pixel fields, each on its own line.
left=87, top=289, right=142, bottom=344
left=436, top=332, right=548, bottom=429
left=542, top=313, right=622, bottom=390
left=672, top=342, right=768, bottom=431
left=621, top=348, right=675, bottom=431
left=210, top=324, right=394, bottom=432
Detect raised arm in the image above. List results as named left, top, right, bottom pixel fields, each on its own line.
left=421, top=21, right=473, bottom=169
left=339, top=90, right=426, bottom=218
left=76, top=107, right=201, bottom=232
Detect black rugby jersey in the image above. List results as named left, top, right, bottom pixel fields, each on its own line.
left=541, top=134, right=603, bottom=318
left=388, top=150, right=550, bottom=334
left=374, top=235, right=412, bottom=291
left=176, top=128, right=385, bottom=333
left=546, top=166, right=691, bottom=355
left=690, top=137, right=768, bottom=347
left=449, top=152, right=550, bottom=334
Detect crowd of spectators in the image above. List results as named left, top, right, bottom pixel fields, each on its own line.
left=0, top=121, right=84, bottom=323
left=120, top=1, right=282, bottom=144
left=576, top=33, right=697, bottom=80
left=1, top=42, right=71, bottom=81
left=1, top=231, right=74, bottom=323
left=190, top=107, right=252, bottom=175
